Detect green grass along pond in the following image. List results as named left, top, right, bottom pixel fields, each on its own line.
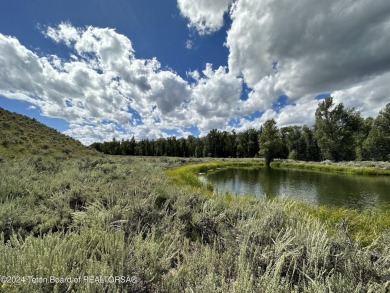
left=167, top=159, right=390, bottom=210
left=166, top=160, right=390, bottom=245
left=199, top=166, right=390, bottom=210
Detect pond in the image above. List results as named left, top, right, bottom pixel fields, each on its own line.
left=199, top=167, right=390, bottom=210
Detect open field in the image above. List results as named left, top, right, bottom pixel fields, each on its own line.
left=1, top=154, right=390, bottom=292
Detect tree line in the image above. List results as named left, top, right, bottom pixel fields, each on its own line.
left=91, top=97, right=390, bottom=163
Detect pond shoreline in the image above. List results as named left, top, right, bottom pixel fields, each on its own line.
left=166, top=158, right=390, bottom=190
left=166, top=159, right=390, bottom=246
left=271, top=160, right=390, bottom=176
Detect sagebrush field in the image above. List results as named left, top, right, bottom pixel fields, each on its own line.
left=1, top=108, right=390, bottom=292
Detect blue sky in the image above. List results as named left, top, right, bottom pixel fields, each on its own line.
left=1, top=0, right=389, bottom=144
left=0, top=0, right=230, bottom=135
left=0, top=0, right=228, bottom=68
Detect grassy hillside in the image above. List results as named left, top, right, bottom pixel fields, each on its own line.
left=0, top=107, right=97, bottom=159
left=0, top=109, right=389, bottom=292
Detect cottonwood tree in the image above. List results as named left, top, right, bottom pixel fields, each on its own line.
left=237, top=128, right=260, bottom=157
left=314, top=97, right=362, bottom=161
left=362, top=103, right=390, bottom=161
left=280, top=126, right=306, bottom=160
left=301, top=126, right=320, bottom=161
left=258, top=119, right=282, bottom=165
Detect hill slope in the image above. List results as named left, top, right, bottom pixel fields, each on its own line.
left=0, top=107, right=97, bottom=159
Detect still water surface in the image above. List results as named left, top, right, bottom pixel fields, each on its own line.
left=199, top=167, right=390, bottom=209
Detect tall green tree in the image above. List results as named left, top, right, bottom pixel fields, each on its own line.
left=204, top=129, right=221, bottom=157
left=301, top=126, right=320, bottom=161
left=194, top=138, right=204, bottom=158
left=280, top=126, right=305, bottom=160
left=362, top=103, right=390, bottom=161
left=314, top=97, right=362, bottom=161
left=237, top=128, right=260, bottom=157
left=258, top=119, right=282, bottom=165
left=227, top=130, right=237, bottom=157
left=355, top=117, right=374, bottom=160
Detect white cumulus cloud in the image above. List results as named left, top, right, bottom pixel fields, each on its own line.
left=3, top=0, right=390, bottom=145
left=177, top=0, right=234, bottom=34
left=179, top=0, right=390, bottom=125
left=0, top=23, right=244, bottom=143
